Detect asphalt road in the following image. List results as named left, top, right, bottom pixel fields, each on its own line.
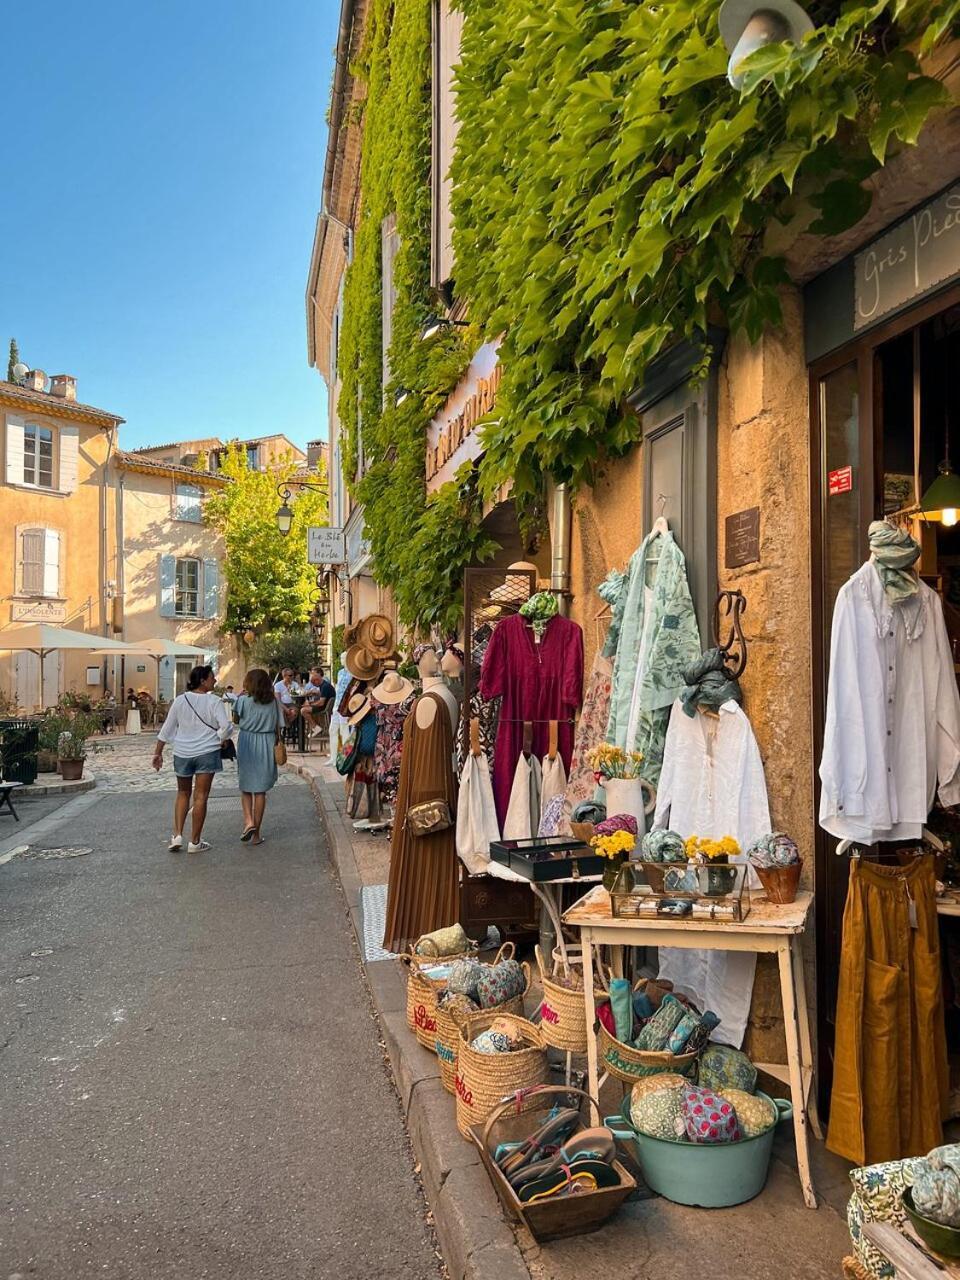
left=0, top=772, right=442, bottom=1280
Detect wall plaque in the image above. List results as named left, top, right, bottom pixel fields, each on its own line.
left=855, top=182, right=960, bottom=330
left=12, top=600, right=66, bottom=623
left=724, top=507, right=760, bottom=569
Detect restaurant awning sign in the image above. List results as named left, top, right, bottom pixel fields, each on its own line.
left=426, top=341, right=501, bottom=493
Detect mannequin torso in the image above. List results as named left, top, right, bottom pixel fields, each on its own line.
left=418, top=677, right=460, bottom=736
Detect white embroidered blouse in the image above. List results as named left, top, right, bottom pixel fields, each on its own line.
left=819, top=561, right=960, bottom=845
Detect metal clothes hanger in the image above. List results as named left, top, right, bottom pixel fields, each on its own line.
left=651, top=493, right=670, bottom=539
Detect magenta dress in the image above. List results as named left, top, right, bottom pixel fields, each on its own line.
left=479, top=613, right=584, bottom=830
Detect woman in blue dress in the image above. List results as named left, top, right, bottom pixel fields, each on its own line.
left=233, top=668, right=284, bottom=845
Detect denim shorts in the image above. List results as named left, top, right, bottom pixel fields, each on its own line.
left=173, top=749, right=222, bottom=777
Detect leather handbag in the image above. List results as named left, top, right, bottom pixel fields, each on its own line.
left=274, top=733, right=287, bottom=767
left=405, top=797, right=453, bottom=837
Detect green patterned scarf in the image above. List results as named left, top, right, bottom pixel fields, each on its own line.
left=869, top=520, right=920, bottom=604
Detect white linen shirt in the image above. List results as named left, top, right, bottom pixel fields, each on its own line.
left=653, top=698, right=771, bottom=1048
left=819, top=561, right=960, bottom=844
left=158, top=692, right=233, bottom=759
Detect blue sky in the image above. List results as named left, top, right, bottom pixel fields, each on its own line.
left=0, top=0, right=338, bottom=450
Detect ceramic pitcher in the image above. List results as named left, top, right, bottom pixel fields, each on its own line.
left=599, top=776, right=657, bottom=839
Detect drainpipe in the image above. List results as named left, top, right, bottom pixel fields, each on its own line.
left=550, top=482, right=572, bottom=615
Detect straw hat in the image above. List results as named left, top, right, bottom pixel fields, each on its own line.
left=357, top=613, right=394, bottom=659
left=371, top=670, right=414, bottom=706
left=344, top=643, right=384, bottom=683
left=490, top=560, right=538, bottom=603
left=346, top=692, right=373, bottom=725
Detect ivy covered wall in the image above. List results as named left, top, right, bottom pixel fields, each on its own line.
left=336, top=0, right=496, bottom=635
left=339, top=0, right=959, bottom=630
left=451, top=0, right=959, bottom=513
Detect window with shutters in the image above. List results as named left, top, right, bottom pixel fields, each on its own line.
left=17, top=527, right=61, bottom=597
left=430, top=0, right=464, bottom=289
left=23, top=423, right=54, bottom=488
left=175, top=557, right=201, bottom=617
left=173, top=483, right=202, bottom=522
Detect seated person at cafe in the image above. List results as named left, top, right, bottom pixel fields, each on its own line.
left=273, top=667, right=301, bottom=723
left=301, top=667, right=335, bottom=738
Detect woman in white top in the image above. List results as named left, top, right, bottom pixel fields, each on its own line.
left=153, top=665, right=233, bottom=853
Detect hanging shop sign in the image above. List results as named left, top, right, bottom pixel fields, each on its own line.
left=11, top=600, right=66, bottom=623
left=426, top=341, right=501, bottom=493
left=854, top=182, right=960, bottom=330
left=307, top=527, right=345, bottom=565
left=724, top=507, right=760, bottom=569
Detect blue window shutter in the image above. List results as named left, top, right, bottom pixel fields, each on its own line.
left=158, top=656, right=175, bottom=700
left=159, top=555, right=176, bottom=617
left=203, top=558, right=219, bottom=619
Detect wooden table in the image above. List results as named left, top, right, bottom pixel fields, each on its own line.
left=563, top=884, right=820, bottom=1208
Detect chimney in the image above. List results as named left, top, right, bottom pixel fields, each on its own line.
left=24, top=369, right=47, bottom=392
left=49, top=374, right=77, bottom=402
left=306, top=439, right=324, bottom=470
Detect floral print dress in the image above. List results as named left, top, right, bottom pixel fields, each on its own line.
left=374, top=692, right=417, bottom=806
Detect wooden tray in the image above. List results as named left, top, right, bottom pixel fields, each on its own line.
left=469, top=1085, right=636, bottom=1242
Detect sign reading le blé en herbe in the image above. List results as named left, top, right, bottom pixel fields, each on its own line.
left=855, top=183, right=960, bottom=330
left=307, top=527, right=345, bottom=565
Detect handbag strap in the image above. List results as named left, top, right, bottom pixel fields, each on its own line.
left=184, top=693, right=221, bottom=736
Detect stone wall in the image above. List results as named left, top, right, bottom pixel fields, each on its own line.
left=716, top=285, right=814, bottom=1061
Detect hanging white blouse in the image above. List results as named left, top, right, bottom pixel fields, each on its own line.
left=653, top=698, right=771, bottom=1048
left=819, top=561, right=960, bottom=844
left=539, top=752, right=567, bottom=819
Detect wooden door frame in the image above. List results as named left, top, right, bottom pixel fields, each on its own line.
left=808, top=279, right=960, bottom=1107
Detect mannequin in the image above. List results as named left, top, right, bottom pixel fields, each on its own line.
left=417, top=647, right=459, bottom=737
left=440, top=643, right=464, bottom=706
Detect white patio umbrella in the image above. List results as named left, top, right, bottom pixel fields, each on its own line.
left=0, top=624, right=130, bottom=712
left=90, top=638, right=210, bottom=699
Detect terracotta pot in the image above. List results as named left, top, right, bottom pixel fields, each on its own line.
left=756, top=860, right=802, bottom=905
left=59, top=758, right=85, bottom=781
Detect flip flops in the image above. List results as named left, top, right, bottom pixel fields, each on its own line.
left=497, top=1109, right=581, bottom=1180
left=240, top=827, right=256, bottom=843
left=508, top=1128, right=617, bottom=1191
left=517, top=1158, right=621, bottom=1203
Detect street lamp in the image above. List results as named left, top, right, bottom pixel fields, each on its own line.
left=718, top=0, right=813, bottom=89
left=275, top=479, right=328, bottom=536
left=420, top=316, right=470, bottom=342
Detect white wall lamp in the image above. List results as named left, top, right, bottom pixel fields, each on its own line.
left=718, top=0, right=814, bottom=89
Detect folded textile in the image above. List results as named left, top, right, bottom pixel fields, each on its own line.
left=597, top=1002, right=617, bottom=1035
left=571, top=800, right=606, bottom=826
left=609, top=978, right=634, bottom=1044
left=667, top=1007, right=700, bottom=1054
left=594, top=813, right=639, bottom=838
left=682, top=1011, right=720, bottom=1056
left=641, top=828, right=687, bottom=863
left=681, top=1083, right=741, bottom=1144
left=415, top=923, right=473, bottom=957
left=699, top=1043, right=757, bottom=1094
left=723, top=1089, right=776, bottom=1139
left=447, top=957, right=485, bottom=998
left=475, top=958, right=526, bottom=1009
left=632, top=990, right=656, bottom=1021
left=438, top=990, right=479, bottom=1017
left=747, top=831, right=800, bottom=869
left=913, top=1144, right=960, bottom=1227
left=634, top=993, right=686, bottom=1051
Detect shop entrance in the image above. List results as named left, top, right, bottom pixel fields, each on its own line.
left=811, top=281, right=960, bottom=1108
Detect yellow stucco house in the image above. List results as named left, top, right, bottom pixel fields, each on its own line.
left=0, top=372, right=123, bottom=709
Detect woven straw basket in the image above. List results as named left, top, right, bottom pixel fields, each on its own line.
left=402, top=942, right=478, bottom=1052
left=535, top=945, right=607, bottom=1054
left=455, top=1012, right=549, bottom=1140
left=434, top=944, right=531, bottom=1094
left=596, top=979, right=698, bottom=1083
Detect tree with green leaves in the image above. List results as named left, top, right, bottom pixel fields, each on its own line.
left=204, top=443, right=328, bottom=636
left=7, top=339, right=19, bottom=382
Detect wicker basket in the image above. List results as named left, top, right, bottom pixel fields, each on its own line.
left=596, top=980, right=699, bottom=1084
left=455, top=1012, right=549, bottom=1139
left=536, top=944, right=607, bottom=1054
left=402, top=944, right=477, bottom=1046
left=435, top=947, right=532, bottom=1094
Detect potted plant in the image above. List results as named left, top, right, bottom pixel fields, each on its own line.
left=38, top=712, right=71, bottom=773
left=586, top=744, right=657, bottom=837
left=590, top=820, right=638, bottom=893
left=56, top=711, right=98, bottom=781
left=687, top=834, right=741, bottom=896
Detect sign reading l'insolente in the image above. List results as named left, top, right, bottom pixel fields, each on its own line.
left=855, top=182, right=960, bottom=330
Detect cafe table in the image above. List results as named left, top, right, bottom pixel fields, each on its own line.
left=563, top=884, right=821, bottom=1208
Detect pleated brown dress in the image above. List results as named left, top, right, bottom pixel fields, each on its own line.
left=383, top=692, right=460, bottom=953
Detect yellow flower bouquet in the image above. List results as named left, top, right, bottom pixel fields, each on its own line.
left=585, top=743, right=646, bottom=780
left=590, top=829, right=637, bottom=860
left=685, top=834, right=740, bottom=864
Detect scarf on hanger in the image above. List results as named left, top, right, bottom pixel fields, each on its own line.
left=680, top=648, right=743, bottom=718
left=869, top=519, right=921, bottom=604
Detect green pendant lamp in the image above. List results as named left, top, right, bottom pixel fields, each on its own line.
left=921, top=417, right=960, bottom=527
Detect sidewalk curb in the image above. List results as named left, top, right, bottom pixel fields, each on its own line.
left=291, top=762, right=531, bottom=1280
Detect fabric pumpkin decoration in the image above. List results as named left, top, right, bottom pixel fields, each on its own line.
left=681, top=1084, right=741, bottom=1144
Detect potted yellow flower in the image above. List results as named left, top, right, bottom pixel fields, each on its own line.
left=685, top=835, right=741, bottom=897
left=590, top=825, right=638, bottom=893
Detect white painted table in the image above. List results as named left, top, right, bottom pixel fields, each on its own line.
left=125, top=708, right=142, bottom=736
left=563, top=884, right=821, bottom=1208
